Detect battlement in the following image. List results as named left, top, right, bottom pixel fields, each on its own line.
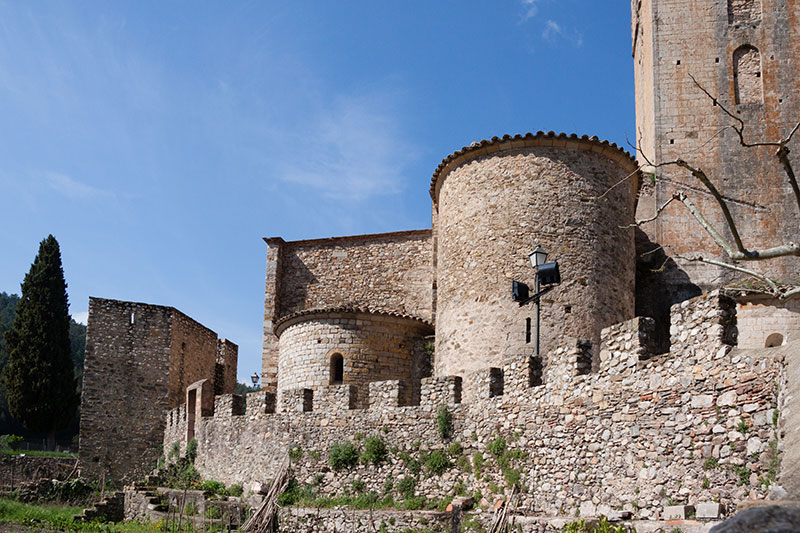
left=165, top=290, right=747, bottom=443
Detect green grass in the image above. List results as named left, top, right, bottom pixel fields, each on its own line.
left=0, top=449, right=78, bottom=458
left=0, top=498, right=225, bottom=532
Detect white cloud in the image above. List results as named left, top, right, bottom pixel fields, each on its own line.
left=43, top=172, right=116, bottom=200
left=542, top=19, right=583, bottom=47
left=72, top=311, right=88, bottom=325
left=521, top=0, right=539, bottom=20
left=275, top=92, right=411, bottom=203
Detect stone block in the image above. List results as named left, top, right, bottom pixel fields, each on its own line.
left=368, top=380, right=408, bottom=408
left=663, top=505, right=694, bottom=520
left=280, top=388, right=313, bottom=413
left=696, top=502, right=723, bottom=519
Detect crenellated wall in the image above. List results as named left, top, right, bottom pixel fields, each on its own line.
left=164, top=292, right=791, bottom=521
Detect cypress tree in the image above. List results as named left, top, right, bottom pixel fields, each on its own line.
left=3, top=235, right=78, bottom=449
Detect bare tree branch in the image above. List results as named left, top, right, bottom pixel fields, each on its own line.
left=676, top=254, right=779, bottom=292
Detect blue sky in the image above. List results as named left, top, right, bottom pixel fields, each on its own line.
left=0, top=1, right=636, bottom=382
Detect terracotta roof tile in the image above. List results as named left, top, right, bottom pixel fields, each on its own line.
left=429, top=131, right=640, bottom=202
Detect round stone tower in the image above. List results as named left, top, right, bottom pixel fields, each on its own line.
left=274, top=307, right=432, bottom=405
left=431, top=132, right=640, bottom=380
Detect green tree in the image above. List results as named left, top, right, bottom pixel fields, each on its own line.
left=3, top=236, right=78, bottom=449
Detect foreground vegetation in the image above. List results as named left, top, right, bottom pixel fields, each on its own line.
left=0, top=498, right=227, bottom=532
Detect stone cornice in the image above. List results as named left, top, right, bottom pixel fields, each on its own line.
left=429, top=131, right=641, bottom=204
left=274, top=307, right=433, bottom=337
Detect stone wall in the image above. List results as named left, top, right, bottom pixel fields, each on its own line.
left=0, top=456, right=76, bottom=490
left=177, top=293, right=788, bottom=521
left=79, top=298, right=173, bottom=486
left=632, top=0, right=800, bottom=296
left=277, top=508, right=453, bottom=532
left=275, top=310, right=432, bottom=405
left=79, top=297, right=236, bottom=485
left=260, top=231, right=434, bottom=391
left=431, top=134, right=639, bottom=383
left=168, top=310, right=219, bottom=409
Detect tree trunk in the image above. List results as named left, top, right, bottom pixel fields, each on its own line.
left=47, top=428, right=56, bottom=451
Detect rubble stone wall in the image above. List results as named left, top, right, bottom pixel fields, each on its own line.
left=0, top=456, right=76, bottom=490
left=80, top=298, right=235, bottom=485
left=80, top=298, right=173, bottom=486
left=175, top=293, right=789, bottom=521
left=433, top=139, right=638, bottom=383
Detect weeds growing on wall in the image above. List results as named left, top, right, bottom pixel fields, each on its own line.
left=329, top=441, right=359, bottom=470
left=362, top=435, right=387, bottom=465
left=561, top=516, right=634, bottom=533
left=437, top=405, right=452, bottom=440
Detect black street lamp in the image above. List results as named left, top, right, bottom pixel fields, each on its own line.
left=251, top=372, right=259, bottom=388
left=512, top=245, right=562, bottom=356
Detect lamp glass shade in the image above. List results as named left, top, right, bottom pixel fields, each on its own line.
left=251, top=373, right=259, bottom=385
left=529, top=246, right=548, bottom=268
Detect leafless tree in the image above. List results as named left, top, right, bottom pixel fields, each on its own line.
left=627, top=75, right=800, bottom=300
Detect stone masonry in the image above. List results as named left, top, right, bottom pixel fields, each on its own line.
left=432, top=134, right=639, bottom=384
left=79, top=297, right=236, bottom=485
left=165, top=293, right=792, bottom=521
left=632, top=0, right=800, bottom=292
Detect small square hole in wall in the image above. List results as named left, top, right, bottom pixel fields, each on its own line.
left=715, top=57, right=720, bottom=63
left=670, top=139, right=675, bottom=144
left=676, top=59, right=681, bottom=65
left=564, top=306, right=572, bottom=314
left=756, top=72, right=761, bottom=78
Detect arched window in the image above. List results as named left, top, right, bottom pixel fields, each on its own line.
left=733, top=45, right=763, bottom=105
left=765, top=333, right=784, bottom=348
left=330, top=353, right=344, bottom=385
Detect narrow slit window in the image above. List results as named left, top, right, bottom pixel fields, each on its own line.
left=330, top=353, right=344, bottom=385
left=525, top=318, right=531, bottom=344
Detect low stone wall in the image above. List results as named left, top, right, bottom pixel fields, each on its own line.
left=0, top=455, right=76, bottom=490
left=167, top=293, right=786, bottom=521
left=277, top=507, right=454, bottom=532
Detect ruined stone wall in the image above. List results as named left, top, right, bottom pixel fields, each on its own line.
left=0, top=456, right=76, bottom=490
left=182, top=293, right=788, bottom=520
left=275, top=311, right=432, bottom=406
left=168, top=310, right=219, bottom=409
left=79, top=298, right=173, bottom=485
left=215, top=339, right=238, bottom=396
left=432, top=135, right=638, bottom=383
left=632, top=0, right=800, bottom=295
left=80, top=298, right=235, bottom=485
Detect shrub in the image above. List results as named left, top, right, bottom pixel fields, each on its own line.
left=396, top=476, right=416, bottom=499
left=329, top=441, right=359, bottom=470
left=447, top=441, right=463, bottom=457
left=424, top=450, right=450, bottom=475
left=185, top=439, right=198, bottom=463
left=456, top=455, right=471, bottom=472
left=288, top=445, right=303, bottom=462
left=362, top=435, right=387, bottom=465
left=1, top=435, right=23, bottom=451
left=503, top=467, right=521, bottom=488
left=205, top=505, right=222, bottom=519
left=382, top=474, right=394, bottom=495
left=351, top=478, right=367, bottom=494
left=168, top=441, right=180, bottom=460
left=402, top=495, right=426, bottom=510
left=703, top=457, right=719, bottom=470
left=437, top=405, right=452, bottom=440
left=472, top=452, right=484, bottom=475
left=487, top=435, right=506, bottom=458
left=228, top=483, right=243, bottom=497
left=201, top=479, right=227, bottom=495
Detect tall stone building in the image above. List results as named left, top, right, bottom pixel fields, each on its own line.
left=79, top=298, right=237, bottom=484
left=632, top=0, right=800, bottom=297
